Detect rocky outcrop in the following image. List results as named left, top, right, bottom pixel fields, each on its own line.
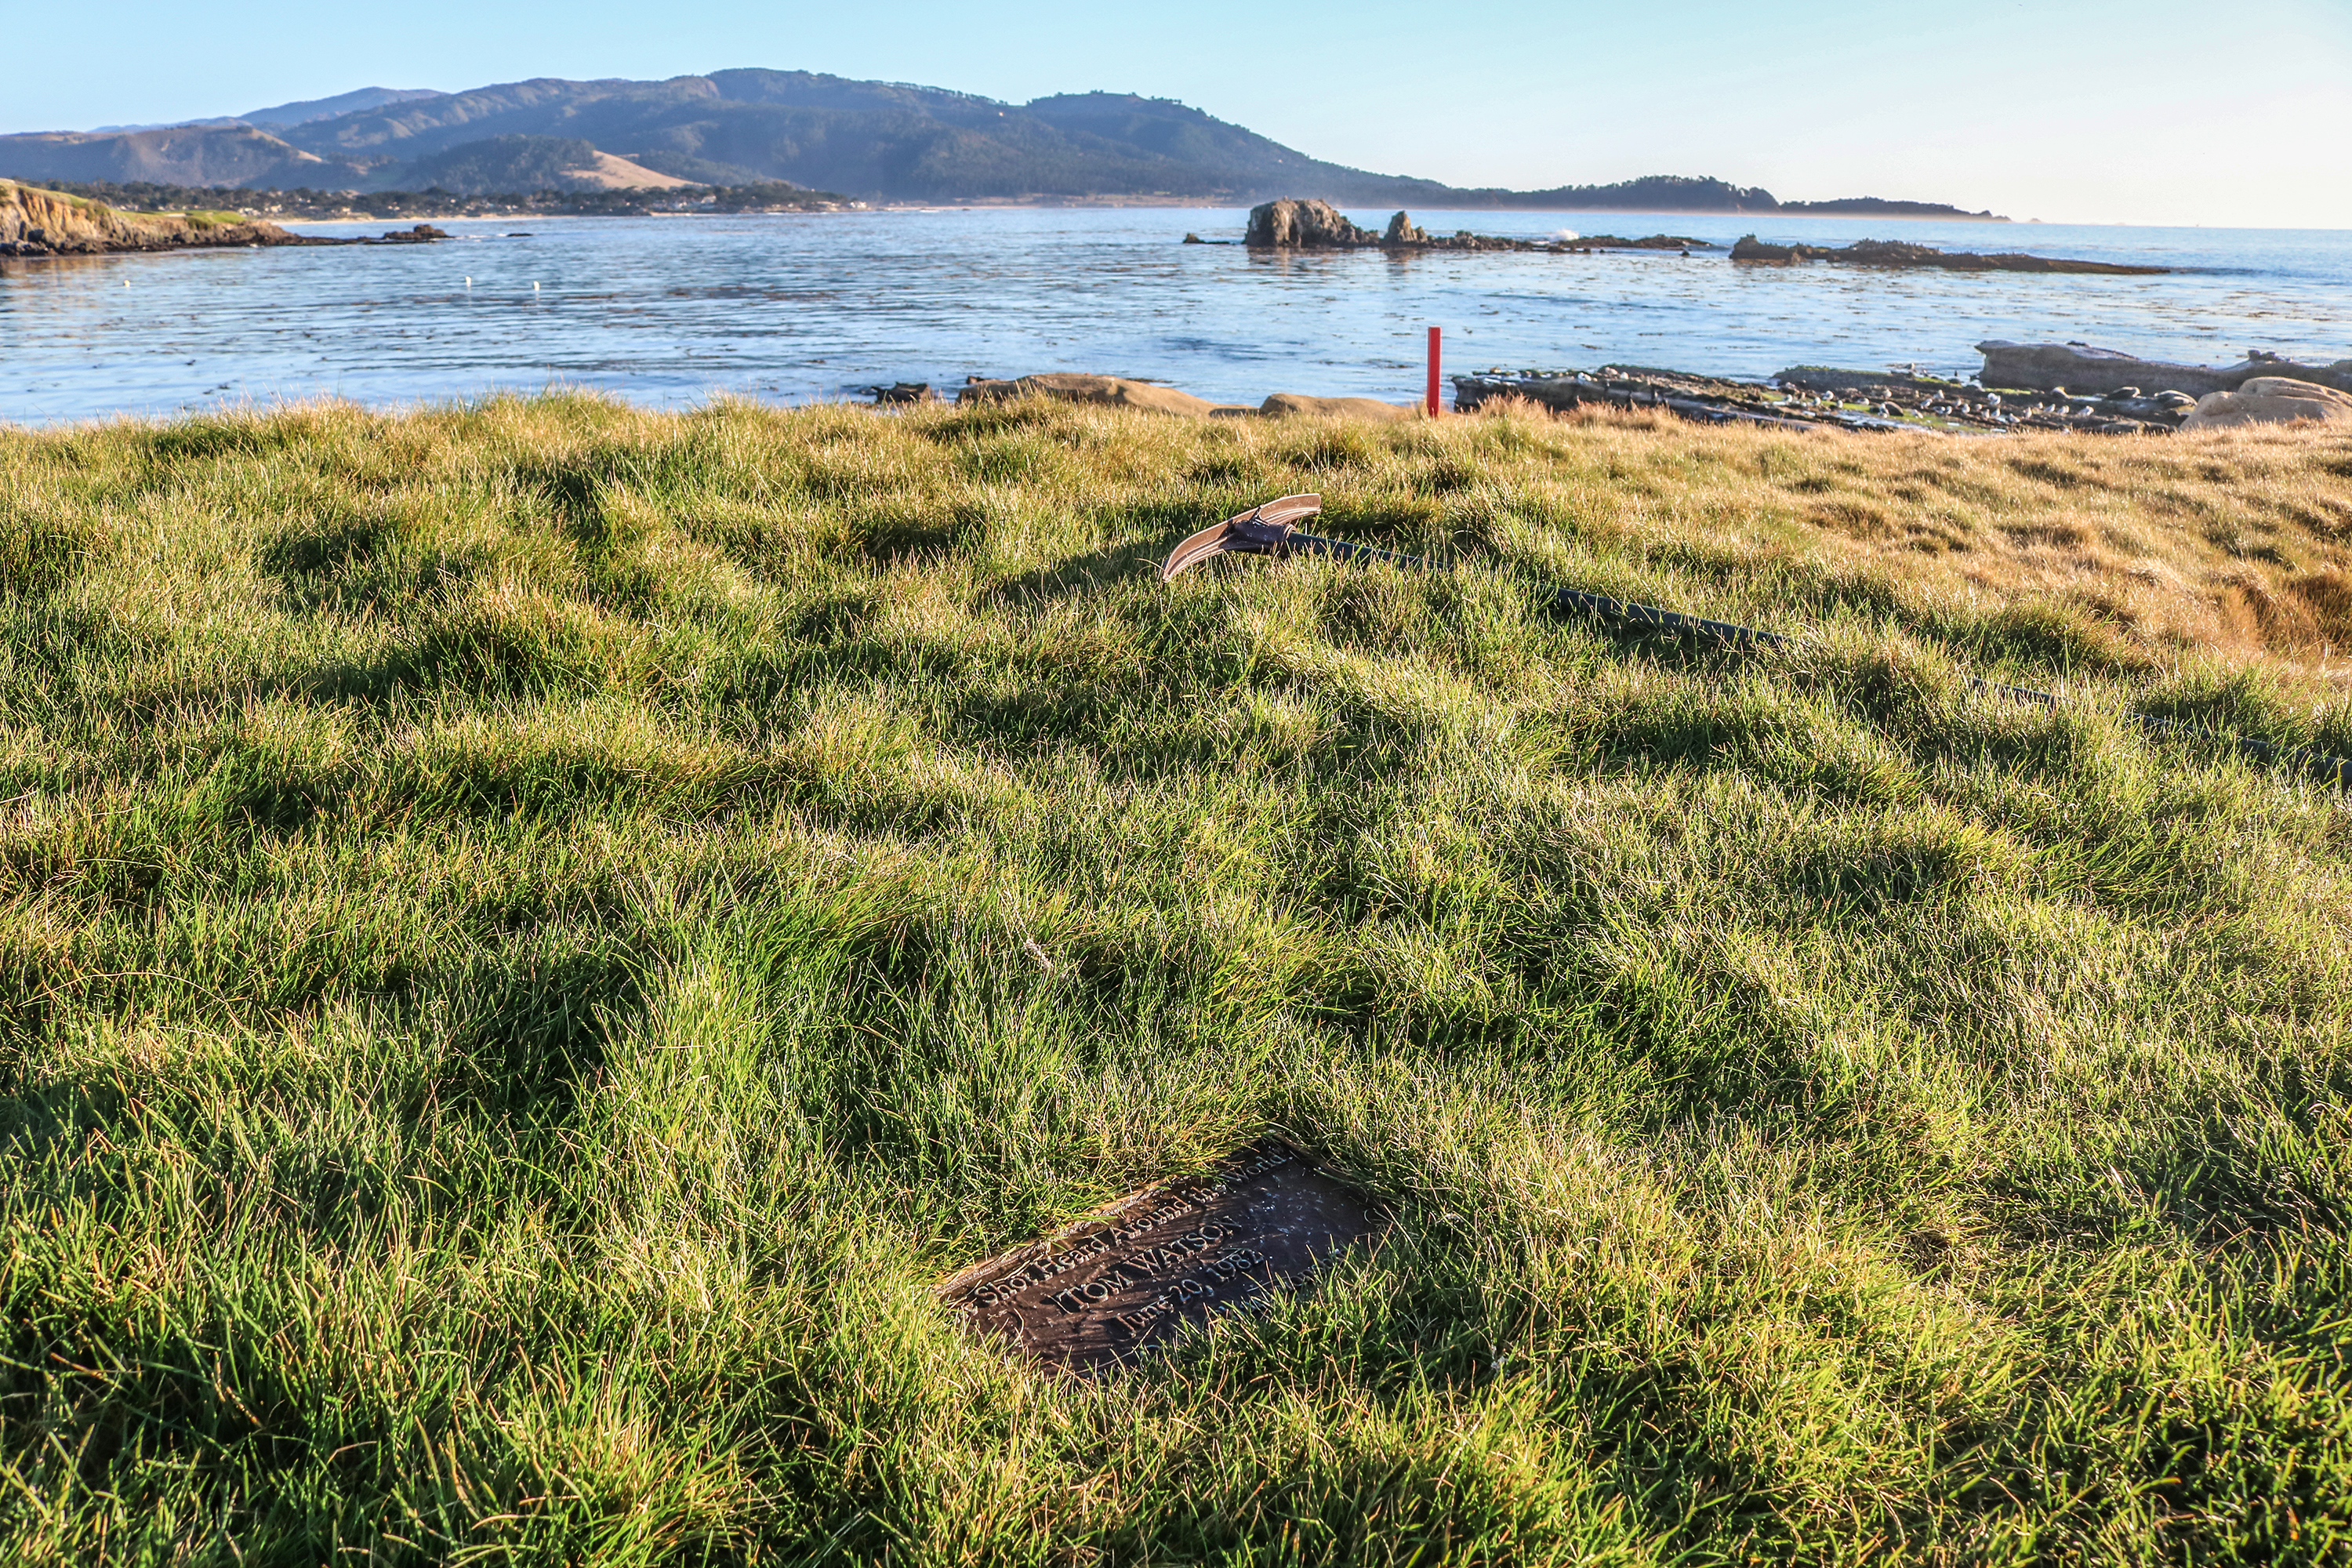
left=0, top=181, right=448, bottom=256
left=1977, top=341, right=2352, bottom=398
left=1454, top=369, right=1828, bottom=430
left=0, top=179, right=289, bottom=254
left=1732, top=235, right=2166, bottom=274
left=1246, top=199, right=1381, bottom=248
left=1777, top=365, right=2182, bottom=431
left=1454, top=363, right=2187, bottom=435
left=0, top=179, right=307, bottom=256
left=1244, top=198, right=1717, bottom=256
left=2180, top=377, right=2352, bottom=431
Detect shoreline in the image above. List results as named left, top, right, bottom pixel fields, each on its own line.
left=262, top=200, right=2023, bottom=222
left=9, top=199, right=2339, bottom=427
left=16, top=183, right=2336, bottom=233
left=196, top=204, right=2343, bottom=237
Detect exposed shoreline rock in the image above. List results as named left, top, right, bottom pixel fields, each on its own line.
left=1242, top=198, right=1711, bottom=255
left=0, top=179, right=443, bottom=256
left=908, top=357, right=2352, bottom=438
left=2181, top=378, right=2352, bottom=431
left=1977, top=340, right=2352, bottom=397
left=1731, top=234, right=2165, bottom=274
left=1777, top=365, right=2183, bottom=431
left=1454, top=363, right=2185, bottom=435
left=1454, top=369, right=1825, bottom=430
left=921, top=359, right=2218, bottom=437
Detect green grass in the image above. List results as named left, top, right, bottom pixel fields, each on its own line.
left=3, top=392, right=2350, bottom=1564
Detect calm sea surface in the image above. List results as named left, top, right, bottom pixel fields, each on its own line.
left=2, top=206, right=2346, bottom=424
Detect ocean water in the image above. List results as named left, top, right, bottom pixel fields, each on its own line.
left=2, top=205, right=2346, bottom=424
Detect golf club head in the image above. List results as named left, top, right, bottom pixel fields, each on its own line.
left=1160, top=494, right=1323, bottom=582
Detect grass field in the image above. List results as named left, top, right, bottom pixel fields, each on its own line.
left=4, top=392, right=2350, bottom=1564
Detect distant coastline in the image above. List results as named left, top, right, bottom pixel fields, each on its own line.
left=16, top=177, right=2010, bottom=230
left=881, top=195, right=2009, bottom=219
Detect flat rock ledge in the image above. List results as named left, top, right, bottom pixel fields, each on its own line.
left=1978, top=340, right=2352, bottom=398
left=1461, top=343, right=2352, bottom=436
left=1731, top=234, right=2165, bottom=274
left=888, top=340, right=2352, bottom=436
left=1454, top=364, right=2185, bottom=435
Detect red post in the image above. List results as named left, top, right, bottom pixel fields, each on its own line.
left=1425, top=326, right=1443, bottom=416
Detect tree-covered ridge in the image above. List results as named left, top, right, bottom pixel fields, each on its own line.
left=0, top=70, right=2005, bottom=212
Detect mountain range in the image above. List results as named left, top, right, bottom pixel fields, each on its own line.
left=0, top=71, right=2004, bottom=216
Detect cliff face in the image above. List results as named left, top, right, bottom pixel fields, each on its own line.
left=0, top=180, right=293, bottom=255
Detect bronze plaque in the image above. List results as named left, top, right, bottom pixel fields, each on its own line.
left=939, top=1140, right=1384, bottom=1371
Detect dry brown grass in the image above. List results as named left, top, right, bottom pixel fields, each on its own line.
left=1479, top=397, right=2352, bottom=687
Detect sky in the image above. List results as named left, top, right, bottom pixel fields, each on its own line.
left=6, top=0, right=2350, bottom=228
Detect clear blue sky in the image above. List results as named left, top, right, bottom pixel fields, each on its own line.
left=9, top=0, right=2350, bottom=227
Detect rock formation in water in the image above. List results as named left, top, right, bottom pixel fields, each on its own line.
left=1244, top=198, right=1714, bottom=255
left=1246, top=199, right=1381, bottom=248
left=1731, top=235, right=2166, bottom=274
left=1977, top=341, right=2352, bottom=397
